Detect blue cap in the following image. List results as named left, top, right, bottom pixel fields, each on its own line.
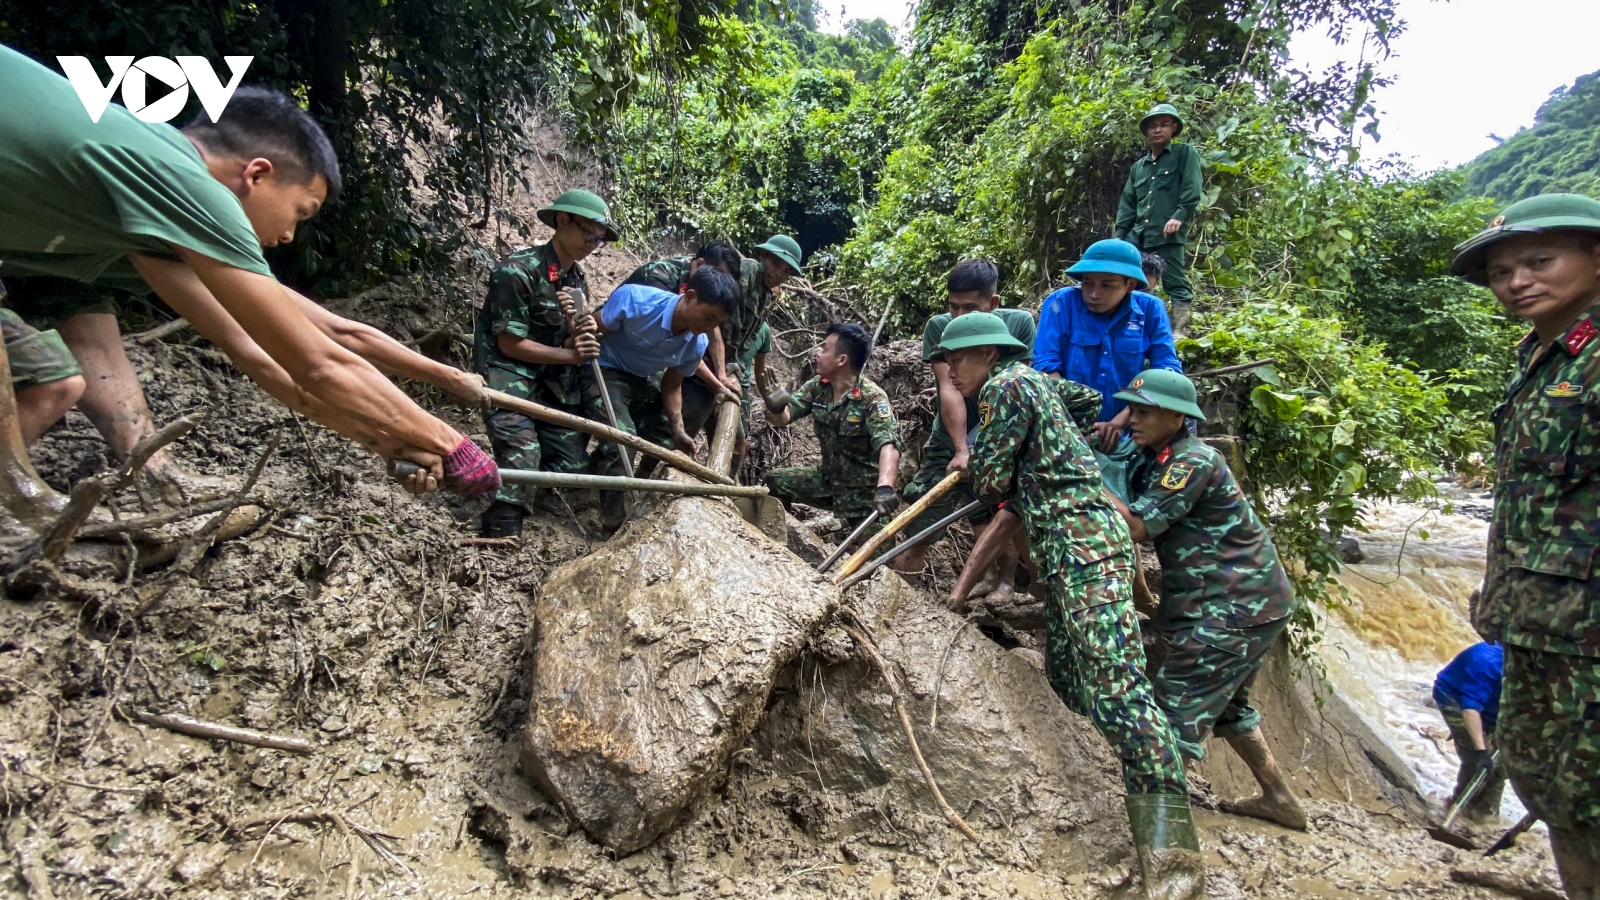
left=1066, top=239, right=1149, bottom=289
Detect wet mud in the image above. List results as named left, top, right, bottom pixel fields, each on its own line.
left=0, top=280, right=1570, bottom=898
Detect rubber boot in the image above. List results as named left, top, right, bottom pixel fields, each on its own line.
left=1168, top=301, right=1193, bottom=338
left=1126, top=793, right=1206, bottom=900
left=600, top=490, right=627, bottom=533
left=1550, top=827, right=1599, bottom=900
left=480, top=501, right=524, bottom=540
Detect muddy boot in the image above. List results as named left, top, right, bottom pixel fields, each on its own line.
left=1550, top=827, right=1600, bottom=900
left=480, top=501, right=524, bottom=542
left=1126, top=793, right=1206, bottom=900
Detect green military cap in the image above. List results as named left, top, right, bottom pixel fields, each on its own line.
left=755, top=234, right=803, bottom=275
left=1451, top=193, right=1600, bottom=285
left=938, top=311, right=1029, bottom=355
left=1113, top=369, right=1207, bottom=420
left=537, top=189, right=619, bottom=241
left=1139, top=103, right=1184, bottom=136
left=1067, top=239, right=1150, bottom=289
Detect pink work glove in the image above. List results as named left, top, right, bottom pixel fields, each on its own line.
left=441, top=437, right=501, bottom=494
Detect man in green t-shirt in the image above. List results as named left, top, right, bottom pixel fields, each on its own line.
left=892, top=261, right=1035, bottom=597
left=0, top=46, right=496, bottom=552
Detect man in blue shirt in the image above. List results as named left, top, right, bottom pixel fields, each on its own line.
left=1434, top=636, right=1506, bottom=823
left=587, top=265, right=740, bottom=531
left=1033, top=239, right=1182, bottom=451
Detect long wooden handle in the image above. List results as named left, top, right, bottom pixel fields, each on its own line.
left=481, top=387, right=734, bottom=485
left=833, top=470, right=965, bottom=584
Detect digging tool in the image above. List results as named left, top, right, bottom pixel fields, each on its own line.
left=838, top=500, right=986, bottom=590
left=818, top=511, right=880, bottom=573
left=1483, top=811, right=1538, bottom=857
left=833, top=470, right=965, bottom=584
left=1426, top=749, right=1500, bottom=850
left=474, top=387, right=732, bottom=485
left=388, top=461, right=768, bottom=499
left=569, top=288, right=634, bottom=480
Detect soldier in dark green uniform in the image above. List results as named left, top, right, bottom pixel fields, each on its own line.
left=724, top=235, right=802, bottom=464
left=942, top=313, right=1203, bottom=900
left=892, top=260, right=1035, bottom=597
left=623, top=241, right=745, bottom=440
left=764, top=323, right=900, bottom=526
left=1451, top=193, right=1600, bottom=899
left=472, top=190, right=616, bottom=540
left=1107, top=369, right=1307, bottom=832
left=1115, top=104, right=1202, bottom=336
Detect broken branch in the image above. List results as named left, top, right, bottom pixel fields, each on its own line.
left=839, top=611, right=980, bottom=843
left=131, top=709, right=314, bottom=754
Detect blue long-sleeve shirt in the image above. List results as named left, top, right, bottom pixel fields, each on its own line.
left=1031, top=287, right=1182, bottom=421
left=1433, top=642, right=1504, bottom=729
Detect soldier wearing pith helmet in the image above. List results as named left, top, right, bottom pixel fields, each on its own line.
left=1105, top=368, right=1307, bottom=833
left=1451, top=192, right=1600, bottom=899
left=940, top=312, right=1204, bottom=900
left=1115, top=103, right=1203, bottom=335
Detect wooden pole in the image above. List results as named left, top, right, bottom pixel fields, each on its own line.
left=569, top=289, right=634, bottom=479
left=706, top=398, right=742, bottom=476
left=832, top=471, right=965, bottom=583
left=498, top=469, right=767, bottom=497
left=479, top=388, right=734, bottom=486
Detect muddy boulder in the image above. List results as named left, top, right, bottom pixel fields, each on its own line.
left=520, top=495, right=837, bottom=853
left=755, top=573, right=1132, bottom=874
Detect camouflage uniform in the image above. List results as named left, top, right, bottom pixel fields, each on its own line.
left=0, top=279, right=82, bottom=389
left=971, top=360, right=1188, bottom=797
left=1129, top=433, right=1295, bottom=760
left=1477, top=302, right=1600, bottom=855
left=584, top=368, right=677, bottom=476
left=767, top=375, right=898, bottom=523
left=716, top=257, right=775, bottom=435
left=472, top=243, right=590, bottom=511
left=904, top=308, right=1036, bottom=543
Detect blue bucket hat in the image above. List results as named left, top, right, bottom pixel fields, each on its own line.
left=1066, top=239, right=1149, bottom=289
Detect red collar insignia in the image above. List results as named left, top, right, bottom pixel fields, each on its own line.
left=678, top=282, right=688, bottom=293
left=851, top=386, right=861, bottom=399
left=1565, top=318, right=1597, bottom=356
left=546, top=263, right=560, bottom=283
left=1157, top=445, right=1172, bottom=464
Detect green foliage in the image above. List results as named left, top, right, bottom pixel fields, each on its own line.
left=1462, top=70, right=1600, bottom=204
left=0, top=0, right=760, bottom=294
left=1180, top=301, right=1483, bottom=606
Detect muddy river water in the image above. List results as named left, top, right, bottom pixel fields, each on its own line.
left=1320, top=485, right=1527, bottom=822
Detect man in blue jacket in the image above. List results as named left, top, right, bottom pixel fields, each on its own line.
left=1033, top=239, right=1182, bottom=451
left=1434, top=637, right=1506, bottom=823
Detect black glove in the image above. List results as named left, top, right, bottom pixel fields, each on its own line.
left=873, top=486, right=901, bottom=517
left=1459, top=746, right=1495, bottom=786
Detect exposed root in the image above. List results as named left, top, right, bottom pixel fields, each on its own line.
left=838, top=609, right=980, bottom=844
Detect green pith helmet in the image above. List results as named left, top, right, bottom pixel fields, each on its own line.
left=1451, top=193, right=1600, bottom=285
left=1067, top=239, right=1150, bottom=289
left=537, top=189, right=619, bottom=241
left=1113, top=368, right=1207, bottom=420
left=1139, top=103, right=1184, bottom=136
left=755, top=234, right=803, bottom=275
left=937, top=311, right=1029, bottom=355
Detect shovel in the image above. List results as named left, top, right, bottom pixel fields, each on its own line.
left=818, top=511, right=880, bottom=573
left=1426, top=750, right=1500, bottom=850
left=569, top=289, right=634, bottom=480
left=1483, top=811, right=1538, bottom=857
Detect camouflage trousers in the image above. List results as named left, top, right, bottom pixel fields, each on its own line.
left=584, top=368, right=677, bottom=474
left=481, top=368, right=588, bottom=511
left=1044, top=553, right=1189, bottom=797
left=1502, top=646, right=1599, bottom=831
left=1150, top=617, right=1286, bottom=761
left=1436, top=695, right=1507, bottom=821
left=903, top=425, right=991, bottom=546
left=0, top=307, right=81, bottom=388
left=765, top=465, right=874, bottom=525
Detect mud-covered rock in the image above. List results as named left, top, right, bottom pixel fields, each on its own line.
left=755, top=571, right=1133, bottom=874
left=520, top=495, right=837, bottom=853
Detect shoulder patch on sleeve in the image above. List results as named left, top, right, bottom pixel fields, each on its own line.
left=1159, top=462, right=1196, bottom=491
left=978, top=401, right=993, bottom=429
left=875, top=400, right=892, bottom=417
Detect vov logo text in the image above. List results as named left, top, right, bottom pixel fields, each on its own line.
left=57, top=56, right=253, bottom=124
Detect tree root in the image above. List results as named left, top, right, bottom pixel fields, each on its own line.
left=231, top=805, right=416, bottom=894
left=838, top=609, right=980, bottom=843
